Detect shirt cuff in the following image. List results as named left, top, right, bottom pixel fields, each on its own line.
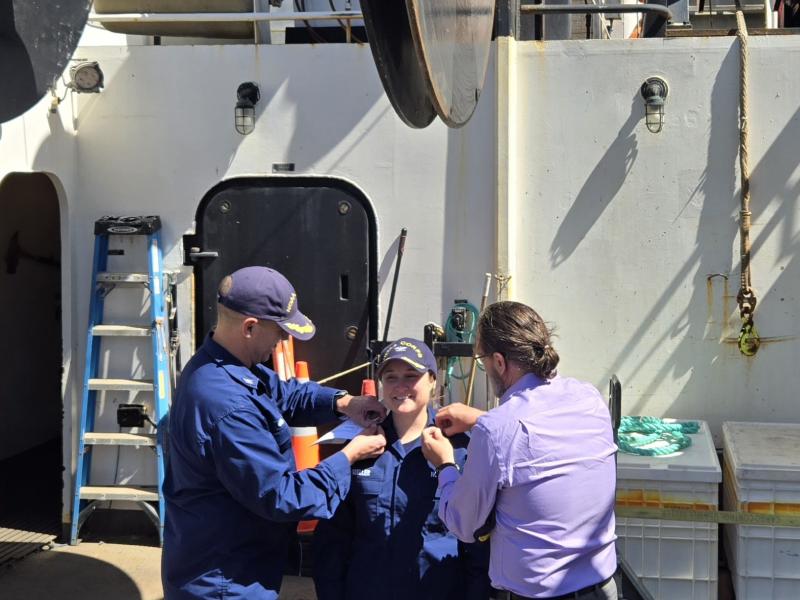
left=317, top=387, right=346, bottom=419
left=322, top=450, right=352, bottom=499
left=331, top=390, right=349, bottom=420
left=437, top=464, right=460, bottom=489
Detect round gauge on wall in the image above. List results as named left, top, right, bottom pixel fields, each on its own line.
left=69, top=61, right=104, bottom=93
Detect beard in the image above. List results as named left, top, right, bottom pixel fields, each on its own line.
left=488, top=370, right=506, bottom=398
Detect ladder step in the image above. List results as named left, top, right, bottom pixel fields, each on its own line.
left=92, top=324, right=152, bottom=337
left=84, top=433, right=157, bottom=446
left=88, top=378, right=154, bottom=392
left=96, top=272, right=150, bottom=285
left=79, top=486, right=158, bottom=501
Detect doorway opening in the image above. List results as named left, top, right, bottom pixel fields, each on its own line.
left=0, top=172, right=63, bottom=563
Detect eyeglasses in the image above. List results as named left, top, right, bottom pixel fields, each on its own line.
left=474, top=351, right=505, bottom=363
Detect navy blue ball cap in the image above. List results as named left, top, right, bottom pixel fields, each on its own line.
left=218, top=266, right=316, bottom=341
left=376, top=338, right=437, bottom=379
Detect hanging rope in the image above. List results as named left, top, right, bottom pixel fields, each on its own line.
left=618, top=416, right=699, bottom=456
left=735, top=8, right=760, bottom=356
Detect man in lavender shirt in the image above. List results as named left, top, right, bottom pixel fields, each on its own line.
left=421, top=301, right=618, bottom=600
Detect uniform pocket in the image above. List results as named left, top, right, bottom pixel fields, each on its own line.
left=351, top=464, right=386, bottom=519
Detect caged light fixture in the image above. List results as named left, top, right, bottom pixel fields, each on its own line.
left=640, top=77, right=668, bottom=134
left=234, top=82, right=260, bottom=135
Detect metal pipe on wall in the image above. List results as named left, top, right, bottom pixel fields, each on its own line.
left=495, top=35, right=517, bottom=303
left=88, top=11, right=364, bottom=23
left=520, top=3, right=673, bottom=37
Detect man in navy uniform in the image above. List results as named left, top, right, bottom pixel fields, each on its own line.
left=162, top=266, right=387, bottom=600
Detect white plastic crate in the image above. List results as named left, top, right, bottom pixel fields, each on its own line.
left=722, top=422, right=800, bottom=600
left=616, top=420, right=721, bottom=600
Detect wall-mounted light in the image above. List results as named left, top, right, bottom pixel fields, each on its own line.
left=235, top=82, right=261, bottom=135
left=640, top=77, right=668, bottom=134
left=68, top=61, right=104, bottom=93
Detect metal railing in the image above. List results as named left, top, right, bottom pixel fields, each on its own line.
left=88, top=10, right=365, bottom=43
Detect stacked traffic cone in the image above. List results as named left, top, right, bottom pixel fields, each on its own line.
left=272, top=338, right=296, bottom=380
left=291, top=361, right=321, bottom=471
left=361, top=378, right=376, bottom=397
left=292, top=361, right=321, bottom=534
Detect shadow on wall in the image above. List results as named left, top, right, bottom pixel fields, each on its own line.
left=0, top=548, right=152, bottom=600
left=601, top=45, right=741, bottom=418
left=278, top=45, right=385, bottom=173
left=604, top=45, right=800, bottom=423
left=549, top=94, right=641, bottom=268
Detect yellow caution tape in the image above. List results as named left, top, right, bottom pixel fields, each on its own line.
left=616, top=505, right=800, bottom=527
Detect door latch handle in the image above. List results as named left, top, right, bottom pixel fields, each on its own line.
left=188, top=247, right=219, bottom=260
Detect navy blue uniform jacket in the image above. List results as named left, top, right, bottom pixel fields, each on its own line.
left=162, top=334, right=350, bottom=599
left=312, top=413, right=490, bottom=600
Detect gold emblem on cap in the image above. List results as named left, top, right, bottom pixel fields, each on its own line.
left=399, top=340, right=424, bottom=358
left=284, top=321, right=314, bottom=334
left=401, top=357, right=425, bottom=370
left=285, top=292, right=296, bottom=314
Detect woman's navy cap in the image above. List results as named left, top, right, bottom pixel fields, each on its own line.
left=218, top=266, right=316, bottom=341
left=376, top=338, right=437, bottom=378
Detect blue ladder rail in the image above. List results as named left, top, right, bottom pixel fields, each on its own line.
left=70, top=217, right=172, bottom=545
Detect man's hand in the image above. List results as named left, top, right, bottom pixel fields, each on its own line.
left=341, top=425, right=387, bottom=463
left=421, top=426, right=455, bottom=468
left=435, top=403, right=486, bottom=436
left=336, top=394, right=387, bottom=427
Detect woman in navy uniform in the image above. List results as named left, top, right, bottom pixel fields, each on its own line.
left=313, top=338, right=490, bottom=600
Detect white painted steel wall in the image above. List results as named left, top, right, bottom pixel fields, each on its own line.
left=514, top=37, right=800, bottom=444
left=0, top=43, right=495, bottom=522
left=3, top=36, right=800, bottom=524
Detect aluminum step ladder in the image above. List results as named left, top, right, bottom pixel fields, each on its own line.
left=70, top=216, right=172, bottom=545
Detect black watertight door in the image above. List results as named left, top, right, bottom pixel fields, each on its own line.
left=189, top=178, right=376, bottom=396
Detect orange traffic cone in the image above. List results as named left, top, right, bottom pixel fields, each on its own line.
left=361, top=378, right=376, bottom=396
left=272, top=342, right=288, bottom=380
left=272, top=338, right=296, bottom=380
left=294, top=360, right=309, bottom=383
left=282, top=338, right=296, bottom=378
left=293, top=361, right=321, bottom=534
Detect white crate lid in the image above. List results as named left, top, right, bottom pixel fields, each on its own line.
left=723, top=421, right=800, bottom=482
left=617, top=420, right=721, bottom=483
